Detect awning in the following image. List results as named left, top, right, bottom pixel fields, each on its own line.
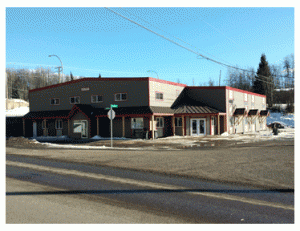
left=248, top=109, right=259, bottom=116
left=260, top=110, right=269, bottom=116
left=23, top=110, right=70, bottom=119
left=233, top=108, right=247, bottom=116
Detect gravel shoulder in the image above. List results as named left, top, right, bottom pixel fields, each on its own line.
left=6, top=137, right=294, bottom=190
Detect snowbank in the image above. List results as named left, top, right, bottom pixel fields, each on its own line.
left=267, top=112, right=294, bottom=128
left=5, top=106, right=29, bottom=117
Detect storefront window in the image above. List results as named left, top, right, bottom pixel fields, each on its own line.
left=131, top=118, right=144, bottom=129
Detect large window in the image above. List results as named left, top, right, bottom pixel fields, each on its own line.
left=55, top=119, right=63, bottom=129
left=155, top=92, right=164, bottom=100
left=91, top=95, right=103, bottom=103
left=73, top=120, right=82, bottom=133
left=115, top=93, right=127, bottom=101
left=131, top=118, right=144, bottom=129
left=70, top=96, right=80, bottom=104
left=156, top=117, right=164, bottom=128
left=50, top=98, right=60, bottom=105
left=175, top=117, right=182, bottom=127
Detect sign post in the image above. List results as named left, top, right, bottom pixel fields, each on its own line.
left=106, top=104, right=118, bottom=147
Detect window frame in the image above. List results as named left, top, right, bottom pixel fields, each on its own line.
left=55, top=119, right=63, bottom=129
left=50, top=98, right=60, bottom=105
left=156, top=117, right=164, bottom=128
left=69, top=96, right=80, bottom=104
left=91, top=95, right=103, bottom=103
left=244, top=93, right=248, bottom=102
left=131, top=117, right=144, bottom=129
left=73, top=120, right=82, bottom=133
left=175, top=117, right=182, bottom=127
left=114, top=93, right=127, bottom=102
left=211, top=117, right=216, bottom=126
left=155, top=92, right=164, bottom=101
left=229, top=90, right=234, bottom=100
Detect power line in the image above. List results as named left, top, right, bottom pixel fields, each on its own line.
left=119, top=7, right=235, bottom=68
left=105, top=7, right=294, bottom=82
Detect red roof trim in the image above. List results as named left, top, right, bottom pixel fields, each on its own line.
left=226, top=86, right=266, bottom=97
left=149, top=77, right=187, bottom=87
left=96, top=113, right=152, bottom=118
left=186, top=86, right=226, bottom=90
left=153, top=113, right=174, bottom=116
left=175, top=112, right=223, bottom=116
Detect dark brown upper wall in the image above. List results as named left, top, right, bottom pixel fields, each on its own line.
left=29, top=78, right=149, bottom=112
left=184, top=87, right=227, bottom=112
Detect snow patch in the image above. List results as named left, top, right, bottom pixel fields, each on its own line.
left=6, top=106, right=29, bottom=117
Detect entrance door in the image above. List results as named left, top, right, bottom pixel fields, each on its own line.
left=190, top=119, right=206, bottom=136
left=33, top=122, right=37, bottom=137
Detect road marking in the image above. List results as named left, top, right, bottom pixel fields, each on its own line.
left=6, top=161, right=294, bottom=211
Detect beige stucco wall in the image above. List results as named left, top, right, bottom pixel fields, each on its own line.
left=226, top=88, right=267, bottom=134
left=149, top=80, right=185, bottom=107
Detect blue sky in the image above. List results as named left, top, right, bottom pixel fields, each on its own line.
left=6, top=6, right=294, bottom=86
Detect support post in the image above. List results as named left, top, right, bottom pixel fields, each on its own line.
left=68, top=119, right=70, bottom=136
left=217, top=114, right=220, bottom=135
left=182, top=115, right=184, bottom=136
left=97, top=117, right=99, bottom=136
left=122, top=116, right=125, bottom=137
left=23, top=119, right=25, bottom=137
left=210, top=115, right=212, bottom=135
left=152, top=115, right=155, bottom=139
left=224, top=115, right=226, bottom=133
left=172, top=117, right=175, bottom=136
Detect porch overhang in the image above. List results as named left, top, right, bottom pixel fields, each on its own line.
left=23, top=110, right=70, bottom=120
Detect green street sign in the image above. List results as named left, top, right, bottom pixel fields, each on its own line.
left=111, top=104, right=118, bottom=108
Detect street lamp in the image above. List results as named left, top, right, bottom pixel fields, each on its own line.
left=147, top=70, right=159, bottom=79
left=49, top=54, right=63, bottom=83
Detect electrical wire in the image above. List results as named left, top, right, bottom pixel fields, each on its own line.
left=105, top=7, right=294, bottom=82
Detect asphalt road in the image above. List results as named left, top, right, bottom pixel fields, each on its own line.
left=6, top=155, right=294, bottom=224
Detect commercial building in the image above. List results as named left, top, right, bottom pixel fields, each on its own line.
left=23, top=77, right=269, bottom=139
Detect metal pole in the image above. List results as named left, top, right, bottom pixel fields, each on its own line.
left=49, top=55, right=63, bottom=83
left=110, top=105, right=113, bottom=148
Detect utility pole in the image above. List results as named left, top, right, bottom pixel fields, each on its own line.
left=219, top=70, right=221, bottom=86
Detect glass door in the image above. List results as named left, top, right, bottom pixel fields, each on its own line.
left=191, top=119, right=198, bottom=136
left=190, top=119, right=206, bottom=136
left=199, top=119, right=205, bottom=135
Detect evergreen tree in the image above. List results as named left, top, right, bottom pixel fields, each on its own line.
left=253, top=54, right=274, bottom=106
left=70, top=72, right=74, bottom=81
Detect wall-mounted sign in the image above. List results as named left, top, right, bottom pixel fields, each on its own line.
left=81, top=87, right=90, bottom=91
